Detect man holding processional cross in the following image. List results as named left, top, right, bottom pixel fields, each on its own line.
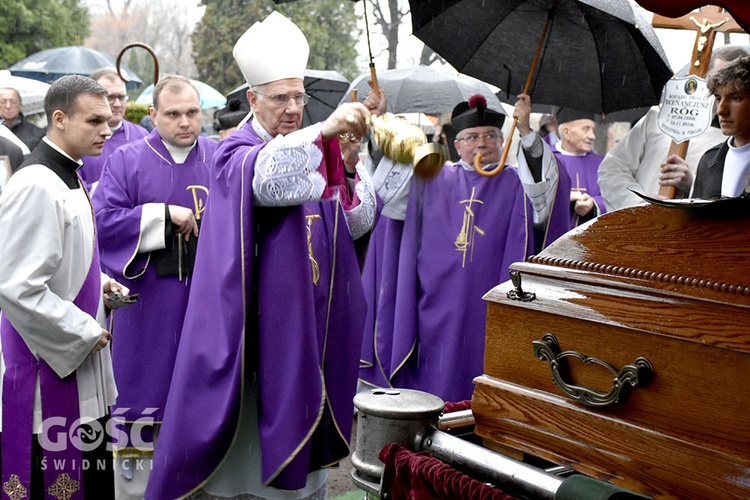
left=598, top=5, right=746, bottom=210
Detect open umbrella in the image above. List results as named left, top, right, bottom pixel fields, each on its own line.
left=342, top=65, right=504, bottom=115
left=136, top=79, right=227, bottom=109
left=0, top=70, right=50, bottom=115
left=411, top=0, right=672, bottom=115
left=410, top=0, right=673, bottom=175
left=227, top=69, right=350, bottom=127
left=9, top=46, right=143, bottom=89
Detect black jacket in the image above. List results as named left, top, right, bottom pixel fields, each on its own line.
left=692, top=140, right=728, bottom=199
left=4, top=115, right=45, bottom=150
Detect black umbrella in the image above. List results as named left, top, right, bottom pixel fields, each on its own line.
left=9, top=46, right=143, bottom=89
left=410, top=0, right=673, bottom=175
left=227, top=69, right=350, bottom=127
left=411, top=0, right=672, bottom=115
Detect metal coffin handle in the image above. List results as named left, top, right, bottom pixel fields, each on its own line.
left=533, top=333, right=654, bottom=408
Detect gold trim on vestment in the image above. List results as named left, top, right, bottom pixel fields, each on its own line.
left=46, top=473, right=80, bottom=500
left=455, top=186, right=486, bottom=268
left=266, top=197, right=345, bottom=485
left=112, top=447, right=155, bottom=459
left=373, top=318, right=395, bottom=388
left=182, top=146, right=256, bottom=499
left=305, top=212, right=322, bottom=285
left=3, top=474, right=28, bottom=500
left=318, top=199, right=353, bottom=453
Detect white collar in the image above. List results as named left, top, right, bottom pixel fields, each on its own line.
left=43, top=137, right=83, bottom=166
left=109, top=120, right=124, bottom=133
left=555, top=141, right=587, bottom=157
left=161, top=139, right=196, bottom=164
left=251, top=119, right=275, bottom=143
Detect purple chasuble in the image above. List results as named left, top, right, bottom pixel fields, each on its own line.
left=79, top=120, right=148, bottom=189
left=91, top=128, right=215, bottom=426
left=359, top=216, right=404, bottom=389
left=146, top=122, right=366, bottom=498
left=1, top=241, right=102, bottom=499
left=551, top=144, right=606, bottom=227
left=387, top=164, right=534, bottom=403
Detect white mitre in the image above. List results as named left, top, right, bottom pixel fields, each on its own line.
left=233, top=11, right=309, bottom=87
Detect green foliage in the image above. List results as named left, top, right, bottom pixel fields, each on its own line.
left=124, top=103, right=150, bottom=126
left=0, top=0, right=91, bottom=68
left=192, top=0, right=360, bottom=95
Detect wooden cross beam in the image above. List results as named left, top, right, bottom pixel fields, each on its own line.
left=651, top=5, right=745, bottom=198
left=652, top=5, right=744, bottom=77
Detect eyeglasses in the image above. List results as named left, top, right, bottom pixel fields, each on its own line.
left=456, top=132, right=500, bottom=144
left=107, top=94, right=129, bottom=103
left=255, top=92, right=310, bottom=107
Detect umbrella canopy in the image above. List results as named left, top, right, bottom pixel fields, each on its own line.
left=409, top=0, right=674, bottom=116
left=227, top=69, right=350, bottom=127
left=9, top=46, right=143, bottom=89
left=0, top=70, right=50, bottom=115
left=136, top=79, right=227, bottom=110
left=341, top=65, right=504, bottom=115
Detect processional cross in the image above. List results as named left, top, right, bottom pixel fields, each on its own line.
left=651, top=5, right=744, bottom=198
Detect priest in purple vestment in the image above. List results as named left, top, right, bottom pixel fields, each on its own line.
left=145, top=11, right=378, bottom=500
left=360, top=93, right=571, bottom=404
left=550, top=107, right=606, bottom=227
left=79, top=68, right=148, bottom=192
left=91, top=75, right=216, bottom=499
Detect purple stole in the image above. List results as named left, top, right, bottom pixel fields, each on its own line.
left=1, top=244, right=101, bottom=499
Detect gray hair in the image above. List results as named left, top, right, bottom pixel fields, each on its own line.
left=707, top=55, right=750, bottom=95
left=44, top=75, right=108, bottom=122
left=152, top=75, right=200, bottom=110
left=709, top=44, right=750, bottom=72
left=0, top=87, right=22, bottom=105
left=89, top=67, right=122, bottom=84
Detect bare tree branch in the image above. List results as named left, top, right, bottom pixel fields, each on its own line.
left=419, top=45, right=442, bottom=66
left=367, top=0, right=407, bottom=70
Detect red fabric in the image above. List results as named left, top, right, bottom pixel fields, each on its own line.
left=379, top=443, right=516, bottom=500
left=319, top=135, right=346, bottom=200
left=468, top=94, right=487, bottom=109
left=635, top=1, right=750, bottom=32
left=443, top=400, right=471, bottom=413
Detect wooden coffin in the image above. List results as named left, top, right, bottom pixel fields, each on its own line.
left=473, top=201, right=750, bottom=499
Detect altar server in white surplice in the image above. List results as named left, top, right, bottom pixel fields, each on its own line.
left=0, top=75, right=128, bottom=499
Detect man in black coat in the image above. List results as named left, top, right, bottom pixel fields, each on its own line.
left=0, top=87, right=46, bottom=150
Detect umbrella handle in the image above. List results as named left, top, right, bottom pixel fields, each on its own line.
left=472, top=5, right=556, bottom=177
left=116, top=42, right=160, bottom=86
left=369, top=64, right=379, bottom=94
left=473, top=118, right=514, bottom=177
